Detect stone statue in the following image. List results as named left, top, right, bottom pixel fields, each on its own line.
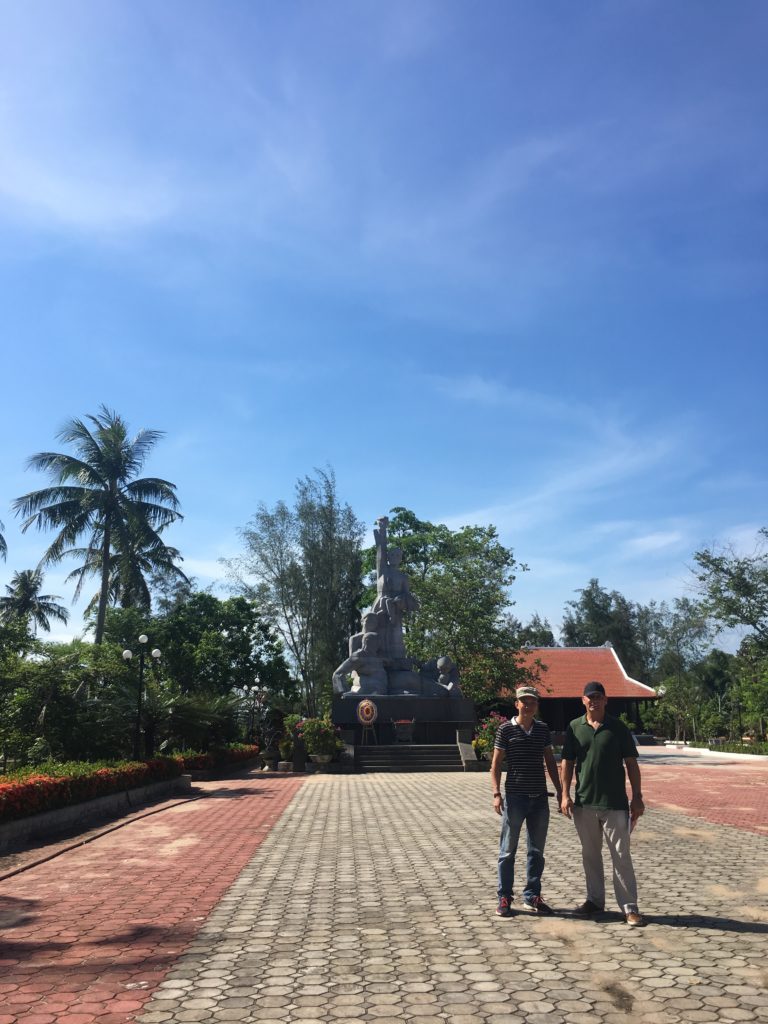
left=372, top=516, right=420, bottom=665
left=437, top=656, right=462, bottom=697
left=348, top=611, right=384, bottom=657
left=333, top=632, right=388, bottom=696
left=331, top=514, right=465, bottom=704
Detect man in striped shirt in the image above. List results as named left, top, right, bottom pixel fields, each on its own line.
left=491, top=685, right=562, bottom=917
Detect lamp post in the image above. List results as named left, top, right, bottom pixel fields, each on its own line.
left=122, top=634, right=161, bottom=760
left=244, top=678, right=266, bottom=744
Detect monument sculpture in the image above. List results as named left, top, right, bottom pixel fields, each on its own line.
left=332, top=516, right=466, bottom=701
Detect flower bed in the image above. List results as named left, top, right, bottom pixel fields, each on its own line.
left=0, top=757, right=183, bottom=824
left=176, top=743, right=260, bottom=772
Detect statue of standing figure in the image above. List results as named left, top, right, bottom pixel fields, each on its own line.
left=332, top=513, right=463, bottom=699
left=372, top=516, right=420, bottom=665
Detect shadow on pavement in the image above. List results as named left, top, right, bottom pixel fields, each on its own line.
left=201, top=786, right=281, bottom=799
left=648, top=913, right=768, bottom=933
left=0, top=893, right=39, bottom=930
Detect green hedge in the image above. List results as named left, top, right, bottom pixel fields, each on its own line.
left=688, top=741, right=768, bottom=756
left=0, top=756, right=183, bottom=824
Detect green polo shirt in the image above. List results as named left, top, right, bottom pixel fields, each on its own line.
left=562, top=714, right=638, bottom=811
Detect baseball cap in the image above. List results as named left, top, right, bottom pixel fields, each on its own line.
left=583, top=681, right=606, bottom=697
left=515, top=685, right=540, bottom=700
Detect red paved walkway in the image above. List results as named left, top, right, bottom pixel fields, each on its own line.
left=0, top=774, right=304, bottom=1024
left=642, top=758, right=768, bottom=835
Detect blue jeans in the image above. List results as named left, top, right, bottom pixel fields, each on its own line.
left=497, top=793, right=550, bottom=901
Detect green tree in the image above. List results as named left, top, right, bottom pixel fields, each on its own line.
left=0, top=568, right=69, bottom=634
left=0, top=517, right=6, bottom=561
left=693, top=528, right=768, bottom=655
left=362, top=508, right=528, bottom=704
left=103, top=593, right=293, bottom=699
left=228, top=468, right=363, bottom=715
left=65, top=528, right=188, bottom=613
left=693, top=528, right=768, bottom=737
left=13, top=406, right=182, bottom=644
left=514, top=613, right=556, bottom=648
left=655, top=597, right=713, bottom=686
left=562, top=579, right=645, bottom=678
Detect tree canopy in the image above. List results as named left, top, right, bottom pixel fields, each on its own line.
left=0, top=568, right=69, bottom=634
left=12, top=406, right=182, bottom=644
left=693, top=528, right=768, bottom=655
left=228, top=468, right=363, bottom=714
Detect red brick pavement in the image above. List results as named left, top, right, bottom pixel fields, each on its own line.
left=0, top=774, right=305, bottom=1024
left=642, top=758, right=768, bottom=835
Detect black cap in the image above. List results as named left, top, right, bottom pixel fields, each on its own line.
left=583, top=681, right=606, bottom=697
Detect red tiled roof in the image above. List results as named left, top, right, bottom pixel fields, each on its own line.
left=507, top=645, right=658, bottom=700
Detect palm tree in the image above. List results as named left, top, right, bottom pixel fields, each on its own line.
left=13, top=406, right=182, bottom=644
left=65, top=527, right=189, bottom=613
left=0, top=518, right=7, bottom=561
left=0, top=568, right=69, bottom=633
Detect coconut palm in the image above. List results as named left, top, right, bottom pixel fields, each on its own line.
left=65, top=526, right=189, bottom=613
left=0, top=518, right=7, bottom=561
left=13, top=406, right=182, bottom=644
left=0, top=568, right=69, bottom=633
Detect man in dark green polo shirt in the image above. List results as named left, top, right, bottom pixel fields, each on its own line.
left=560, top=681, right=645, bottom=927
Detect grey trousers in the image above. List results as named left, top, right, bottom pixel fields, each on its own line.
left=573, top=806, right=639, bottom=913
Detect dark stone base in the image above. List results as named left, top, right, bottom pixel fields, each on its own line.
left=332, top=695, right=475, bottom=745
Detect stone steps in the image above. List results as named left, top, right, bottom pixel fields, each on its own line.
left=355, top=743, right=464, bottom=773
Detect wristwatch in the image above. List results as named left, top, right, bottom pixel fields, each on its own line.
left=493, top=792, right=502, bottom=798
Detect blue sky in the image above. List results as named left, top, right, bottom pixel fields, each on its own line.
left=1, top=0, right=766, bottom=646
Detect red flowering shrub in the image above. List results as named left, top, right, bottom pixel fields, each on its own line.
left=177, top=743, right=259, bottom=772
left=0, top=757, right=184, bottom=824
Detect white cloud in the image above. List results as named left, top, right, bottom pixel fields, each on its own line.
left=0, top=137, right=177, bottom=231
left=621, top=531, right=686, bottom=557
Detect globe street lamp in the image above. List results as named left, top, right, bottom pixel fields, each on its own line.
left=122, top=634, right=161, bottom=760
left=243, top=677, right=265, bottom=744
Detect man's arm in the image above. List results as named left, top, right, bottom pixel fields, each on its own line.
left=490, top=747, right=505, bottom=816
left=543, top=746, right=562, bottom=812
left=625, top=757, right=645, bottom=824
left=560, top=759, right=575, bottom=818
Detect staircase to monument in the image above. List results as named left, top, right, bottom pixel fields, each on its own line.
left=355, top=743, right=464, bottom=772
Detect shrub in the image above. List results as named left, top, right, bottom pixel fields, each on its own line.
left=177, top=743, right=259, bottom=771
left=473, top=712, right=510, bottom=757
left=295, top=716, right=343, bottom=757
left=688, top=740, right=768, bottom=756
left=0, top=757, right=183, bottom=824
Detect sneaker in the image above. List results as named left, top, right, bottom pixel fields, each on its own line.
left=572, top=899, right=604, bottom=917
left=495, top=895, right=513, bottom=917
left=625, top=911, right=645, bottom=927
left=522, top=895, right=554, bottom=915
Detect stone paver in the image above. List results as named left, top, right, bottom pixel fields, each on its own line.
left=133, top=771, right=767, bottom=1024
left=1, top=763, right=767, bottom=1024
left=0, top=775, right=305, bottom=1023
left=643, top=763, right=768, bottom=836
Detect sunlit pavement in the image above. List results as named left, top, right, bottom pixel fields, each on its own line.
left=1, top=759, right=766, bottom=1024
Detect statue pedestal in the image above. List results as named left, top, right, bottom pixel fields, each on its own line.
left=332, top=695, right=475, bottom=745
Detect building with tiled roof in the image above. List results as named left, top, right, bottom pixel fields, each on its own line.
left=503, top=643, right=658, bottom=736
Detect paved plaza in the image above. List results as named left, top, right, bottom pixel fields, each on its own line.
left=1, top=755, right=767, bottom=1024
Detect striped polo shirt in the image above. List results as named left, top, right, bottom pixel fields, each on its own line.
left=494, top=718, right=552, bottom=796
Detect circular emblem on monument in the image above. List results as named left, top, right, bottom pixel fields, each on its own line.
left=357, top=699, right=378, bottom=725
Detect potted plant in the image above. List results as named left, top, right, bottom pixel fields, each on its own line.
left=298, top=716, right=342, bottom=767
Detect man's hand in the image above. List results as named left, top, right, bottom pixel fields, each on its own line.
left=493, top=794, right=504, bottom=815
left=560, top=793, right=574, bottom=818
left=630, top=795, right=645, bottom=825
